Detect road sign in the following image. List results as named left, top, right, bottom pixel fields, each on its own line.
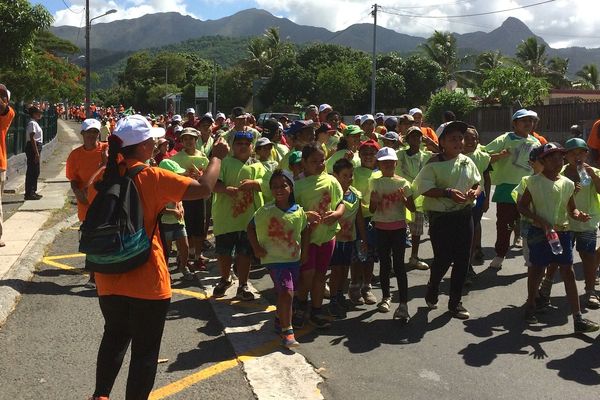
left=195, top=85, right=209, bottom=99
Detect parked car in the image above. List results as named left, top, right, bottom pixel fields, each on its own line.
left=257, top=112, right=301, bottom=127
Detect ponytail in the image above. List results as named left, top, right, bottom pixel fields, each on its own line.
left=95, top=134, right=122, bottom=191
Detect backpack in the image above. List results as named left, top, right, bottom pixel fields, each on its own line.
left=79, top=165, right=158, bottom=274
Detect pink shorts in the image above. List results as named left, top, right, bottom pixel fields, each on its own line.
left=301, top=239, right=336, bottom=273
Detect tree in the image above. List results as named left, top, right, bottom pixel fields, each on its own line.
left=476, top=66, right=550, bottom=107
left=258, top=58, right=313, bottom=110
left=0, top=0, right=53, bottom=68
left=400, top=55, right=446, bottom=107
left=217, top=66, right=252, bottom=114
left=546, top=56, right=571, bottom=88
left=316, top=62, right=366, bottom=114
left=576, top=64, right=600, bottom=89
left=243, top=27, right=293, bottom=78
left=424, top=90, right=476, bottom=127
left=420, top=31, right=458, bottom=80
left=515, top=37, right=548, bottom=77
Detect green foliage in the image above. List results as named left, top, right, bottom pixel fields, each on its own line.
left=515, top=37, right=548, bottom=77
left=476, top=66, right=550, bottom=107
left=401, top=55, right=446, bottom=107
left=424, top=90, right=476, bottom=127
left=35, top=30, right=79, bottom=55
left=316, top=62, right=367, bottom=114
left=216, top=66, right=252, bottom=113
left=576, top=64, right=600, bottom=89
left=0, top=0, right=53, bottom=68
left=420, top=31, right=458, bottom=80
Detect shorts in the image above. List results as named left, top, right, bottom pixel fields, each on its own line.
left=573, top=230, right=597, bottom=254
left=351, top=217, right=378, bottom=263
left=301, top=239, right=336, bottom=273
left=330, top=241, right=354, bottom=266
left=160, top=223, right=187, bottom=242
left=520, top=219, right=532, bottom=238
left=408, top=211, right=425, bottom=236
left=267, top=263, right=300, bottom=293
left=527, top=226, right=573, bottom=267
left=182, top=199, right=206, bottom=237
left=215, top=231, right=253, bottom=257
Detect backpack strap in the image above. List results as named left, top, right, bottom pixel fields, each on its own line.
left=124, top=164, right=162, bottom=242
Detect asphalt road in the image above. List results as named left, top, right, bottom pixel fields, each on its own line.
left=1, top=201, right=599, bottom=399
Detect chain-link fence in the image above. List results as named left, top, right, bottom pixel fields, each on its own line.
left=6, top=105, right=58, bottom=158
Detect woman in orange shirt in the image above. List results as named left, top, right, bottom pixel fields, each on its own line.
left=89, top=115, right=228, bottom=400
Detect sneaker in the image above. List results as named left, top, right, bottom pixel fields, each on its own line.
left=524, top=307, right=538, bottom=324
left=361, top=285, right=378, bottom=305
left=190, top=259, right=207, bottom=272
left=472, top=248, right=484, bottom=265
left=585, top=292, right=600, bottom=310
left=203, top=239, right=214, bottom=250
left=336, top=293, right=348, bottom=309
left=348, top=284, right=365, bottom=305
left=323, top=283, right=331, bottom=299
left=212, top=277, right=233, bottom=298
left=88, top=396, right=110, bottom=400
left=405, top=235, right=412, bottom=248
left=393, top=303, right=410, bottom=320
left=84, top=278, right=96, bottom=289
left=327, top=301, right=346, bottom=319
left=513, top=236, right=523, bottom=248
left=449, top=303, right=470, bottom=319
left=574, top=317, right=600, bottom=333
left=236, top=284, right=255, bottom=301
left=539, top=277, right=553, bottom=299
left=535, top=295, right=551, bottom=312
left=292, top=308, right=306, bottom=329
left=24, top=193, right=43, bottom=200
left=425, top=286, right=438, bottom=309
left=309, top=312, right=332, bottom=329
left=181, top=267, right=196, bottom=281
left=408, top=257, right=429, bottom=270
left=377, top=297, right=391, bottom=313
left=489, top=256, right=504, bottom=270
left=281, top=333, right=300, bottom=348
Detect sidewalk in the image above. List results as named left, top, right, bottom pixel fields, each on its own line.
left=0, top=119, right=81, bottom=324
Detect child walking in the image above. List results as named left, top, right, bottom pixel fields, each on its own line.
left=517, top=142, right=599, bottom=332
left=248, top=170, right=311, bottom=348
left=413, top=121, right=482, bottom=319
left=293, top=144, right=345, bottom=328
left=370, top=147, right=416, bottom=320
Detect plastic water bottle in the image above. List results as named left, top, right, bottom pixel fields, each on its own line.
left=577, top=162, right=591, bottom=186
left=546, top=229, right=563, bottom=255
left=356, top=240, right=368, bottom=262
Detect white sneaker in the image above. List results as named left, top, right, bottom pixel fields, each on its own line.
left=513, top=236, right=523, bottom=248
left=393, top=303, right=410, bottom=320
left=323, top=283, right=331, bottom=299
left=408, top=257, right=429, bottom=270
left=489, top=256, right=504, bottom=269
left=377, top=297, right=391, bottom=313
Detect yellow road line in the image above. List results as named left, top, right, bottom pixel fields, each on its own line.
left=171, top=288, right=208, bottom=300
left=42, top=257, right=79, bottom=271
left=44, top=253, right=84, bottom=261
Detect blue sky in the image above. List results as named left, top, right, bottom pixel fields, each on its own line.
left=33, top=0, right=600, bottom=49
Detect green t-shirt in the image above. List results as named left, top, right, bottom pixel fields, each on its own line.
left=396, top=148, right=432, bottom=213
left=370, top=175, right=413, bottom=223
left=562, top=167, right=600, bottom=232
left=413, top=153, right=482, bottom=212
left=196, top=135, right=214, bottom=157
left=325, top=132, right=342, bottom=155
left=261, top=160, right=279, bottom=173
left=353, top=167, right=382, bottom=218
left=294, top=172, right=344, bottom=245
left=212, top=156, right=265, bottom=236
left=465, top=145, right=491, bottom=188
left=525, top=174, right=574, bottom=228
left=161, top=202, right=185, bottom=225
left=252, top=202, right=307, bottom=265
left=169, top=149, right=209, bottom=173
left=484, top=132, right=540, bottom=185
left=337, top=186, right=362, bottom=242
left=512, top=175, right=533, bottom=223
left=325, top=150, right=361, bottom=174
left=278, top=148, right=298, bottom=172
left=273, top=143, right=289, bottom=162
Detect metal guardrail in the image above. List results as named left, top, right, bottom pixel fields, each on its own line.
left=6, top=105, right=58, bottom=158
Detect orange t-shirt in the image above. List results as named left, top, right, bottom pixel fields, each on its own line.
left=0, top=106, right=15, bottom=170
left=94, top=160, right=193, bottom=300
left=421, top=126, right=439, bottom=144
left=587, top=119, right=600, bottom=152
left=65, top=142, right=108, bottom=221
left=533, top=131, right=548, bottom=145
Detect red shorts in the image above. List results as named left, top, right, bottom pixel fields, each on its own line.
left=300, top=239, right=336, bottom=273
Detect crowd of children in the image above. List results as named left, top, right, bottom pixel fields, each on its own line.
left=72, top=106, right=600, bottom=353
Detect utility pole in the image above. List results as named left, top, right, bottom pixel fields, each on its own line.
left=213, top=61, right=217, bottom=115
left=370, top=4, right=378, bottom=115
left=85, top=0, right=90, bottom=118
left=165, top=66, right=168, bottom=115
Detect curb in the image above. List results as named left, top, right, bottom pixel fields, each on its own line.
left=0, top=213, right=79, bottom=326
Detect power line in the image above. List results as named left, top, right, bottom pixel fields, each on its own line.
left=379, top=0, right=555, bottom=19
left=61, top=0, right=85, bottom=14
left=325, top=9, right=373, bottom=43
left=383, top=0, right=477, bottom=11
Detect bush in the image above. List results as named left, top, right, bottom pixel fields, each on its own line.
left=424, top=90, right=476, bottom=127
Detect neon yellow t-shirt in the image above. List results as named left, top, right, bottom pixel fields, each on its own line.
left=169, top=149, right=209, bottom=174
left=396, top=148, right=432, bottom=213
left=353, top=167, right=382, bottom=218
left=252, top=202, right=307, bottom=265
left=196, top=135, right=214, bottom=157
left=465, top=145, right=491, bottom=190
left=272, top=143, right=289, bottom=163
left=326, top=150, right=361, bottom=174
left=413, top=153, right=481, bottom=212
left=212, top=156, right=265, bottom=236
left=337, top=186, right=362, bottom=242
left=525, top=174, right=574, bottom=228
left=484, top=132, right=540, bottom=185
left=294, top=172, right=343, bottom=245
left=370, top=175, right=413, bottom=223
left=563, top=167, right=600, bottom=232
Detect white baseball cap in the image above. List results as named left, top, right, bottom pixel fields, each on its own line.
left=186, top=108, right=195, bottom=114
left=172, top=114, right=182, bottom=122
left=360, top=114, right=375, bottom=125
left=174, top=125, right=184, bottom=133
left=376, top=147, right=398, bottom=161
left=354, top=114, right=362, bottom=121
left=81, top=118, right=101, bottom=132
left=408, top=108, right=423, bottom=116
left=216, top=112, right=226, bottom=120
left=375, top=112, right=385, bottom=119
left=113, top=114, right=165, bottom=147
left=319, top=103, right=332, bottom=113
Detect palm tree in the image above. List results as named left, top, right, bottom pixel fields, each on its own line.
left=244, top=27, right=291, bottom=78
left=546, top=56, right=571, bottom=88
left=576, top=64, right=600, bottom=89
left=476, top=50, right=507, bottom=71
left=515, top=37, right=548, bottom=77
left=420, top=31, right=458, bottom=80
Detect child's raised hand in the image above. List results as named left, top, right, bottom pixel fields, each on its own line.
left=306, top=211, right=321, bottom=225
left=212, top=138, right=230, bottom=160
left=238, top=179, right=257, bottom=191
left=322, top=210, right=339, bottom=225
left=573, top=210, right=591, bottom=222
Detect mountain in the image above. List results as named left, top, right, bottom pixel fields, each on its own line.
left=51, top=9, right=600, bottom=76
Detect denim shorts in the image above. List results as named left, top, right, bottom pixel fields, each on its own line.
left=351, top=217, right=378, bottom=264
left=215, top=231, right=253, bottom=257
left=160, top=223, right=187, bottom=242
left=573, top=230, right=597, bottom=254
left=527, top=226, right=573, bottom=267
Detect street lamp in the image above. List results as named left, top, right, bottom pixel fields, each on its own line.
left=85, top=6, right=117, bottom=118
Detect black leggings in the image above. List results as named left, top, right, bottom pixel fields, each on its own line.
left=375, top=228, right=408, bottom=302
left=427, top=208, right=473, bottom=308
left=94, top=295, right=170, bottom=400
left=25, top=141, right=42, bottom=196
left=182, top=199, right=206, bottom=237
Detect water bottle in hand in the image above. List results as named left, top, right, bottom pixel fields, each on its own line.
left=577, top=161, right=591, bottom=186
left=356, top=240, right=367, bottom=262
left=546, top=229, right=563, bottom=255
